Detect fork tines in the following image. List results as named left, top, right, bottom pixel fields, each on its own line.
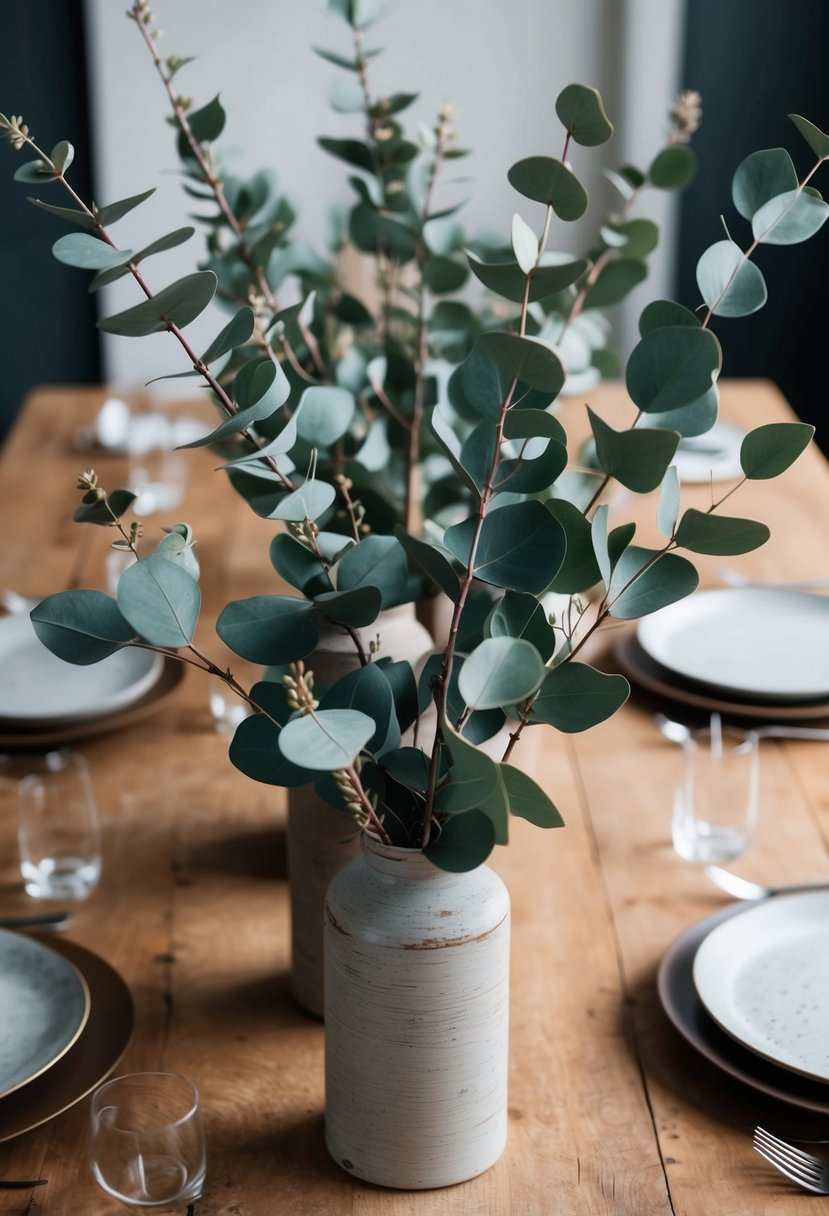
left=754, top=1127, right=829, bottom=1193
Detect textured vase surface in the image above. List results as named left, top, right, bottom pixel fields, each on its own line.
left=287, top=604, right=432, bottom=1016
left=324, top=835, right=511, bottom=1189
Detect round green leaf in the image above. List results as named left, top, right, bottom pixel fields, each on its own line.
left=639, top=299, right=701, bottom=336
left=201, top=306, right=255, bottom=365
left=479, top=332, right=565, bottom=396
left=657, top=465, right=680, bottom=538
left=696, top=241, right=767, bottom=318
left=424, top=809, right=496, bottom=872
left=436, top=725, right=499, bottom=812
left=608, top=547, right=699, bottom=619
left=314, top=585, right=382, bottom=628
left=486, top=590, right=558, bottom=661
left=467, top=252, right=587, bottom=304
left=296, top=385, right=355, bottom=448
left=270, top=533, right=328, bottom=596
left=52, top=233, right=133, bottom=270
left=98, top=271, right=217, bottom=337
left=444, top=501, right=566, bottom=594
left=216, top=595, right=320, bottom=663
left=587, top=407, right=679, bottom=493
left=395, top=528, right=460, bottom=603
left=751, top=188, right=829, bottom=246
left=545, top=499, right=602, bottom=594
left=229, top=712, right=315, bottom=787
left=674, top=509, right=770, bottom=555
left=278, top=708, right=375, bottom=770
left=602, top=218, right=659, bottom=258
left=30, top=590, right=136, bottom=665
left=507, top=157, right=587, bottom=219
left=95, top=188, right=156, bottom=227
left=529, top=663, right=629, bottom=732
left=626, top=326, right=721, bottom=414
left=740, top=421, right=815, bottom=479
left=267, top=481, right=336, bottom=523
left=336, top=534, right=409, bottom=608
left=648, top=145, right=697, bottom=190
left=422, top=255, right=468, bottom=294
left=511, top=213, right=538, bottom=275
left=583, top=258, right=647, bottom=310
left=732, top=148, right=797, bottom=221
left=50, top=140, right=74, bottom=174
left=555, top=83, right=613, bottom=146
left=458, top=637, right=545, bottom=711
left=116, top=553, right=201, bottom=647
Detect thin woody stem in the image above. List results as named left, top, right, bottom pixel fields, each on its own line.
left=128, top=3, right=281, bottom=316
left=346, top=764, right=392, bottom=845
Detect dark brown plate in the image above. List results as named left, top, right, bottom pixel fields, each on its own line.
left=658, top=902, right=829, bottom=1115
left=0, top=658, right=185, bottom=751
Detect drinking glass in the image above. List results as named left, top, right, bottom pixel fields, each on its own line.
left=90, top=1073, right=206, bottom=1211
left=18, top=750, right=102, bottom=900
left=126, top=407, right=186, bottom=517
left=672, top=716, right=760, bottom=864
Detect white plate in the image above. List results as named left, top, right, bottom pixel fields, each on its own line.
left=674, top=422, right=745, bottom=484
left=636, top=589, right=829, bottom=701
left=0, top=612, right=163, bottom=724
left=0, top=929, right=91, bottom=1098
left=693, top=891, right=829, bottom=1083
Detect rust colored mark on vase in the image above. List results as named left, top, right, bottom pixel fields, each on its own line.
left=403, top=912, right=508, bottom=950
left=326, top=905, right=351, bottom=936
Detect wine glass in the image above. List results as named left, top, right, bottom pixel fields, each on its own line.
left=89, top=1073, right=206, bottom=1211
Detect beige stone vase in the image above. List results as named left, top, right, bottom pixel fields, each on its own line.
left=286, top=603, right=432, bottom=1017
left=324, top=834, right=511, bottom=1189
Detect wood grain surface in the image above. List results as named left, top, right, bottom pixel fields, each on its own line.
left=0, top=381, right=827, bottom=1215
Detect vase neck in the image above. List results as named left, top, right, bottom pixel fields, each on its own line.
left=362, top=834, right=465, bottom=883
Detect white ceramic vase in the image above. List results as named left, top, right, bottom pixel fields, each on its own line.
left=324, top=835, right=511, bottom=1189
left=287, top=604, right=432, bottom=1017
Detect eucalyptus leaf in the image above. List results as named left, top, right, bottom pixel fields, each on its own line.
left=583, top=258, right=647, bottom=309
left=319, top=663, right=399, bottom=757
left=14, top=160, right=56, bottom=184
left=648, top=145, right=696, bottom=190
left=50, top=140, right=74, bottom=174
left=608, top=546, right=699, bottom=619
left=626, top=326, right=721, bottom=413
left=201, top=306, right=255, bottom=365
left=424, top=809, right=495, bottom=872
left=314, top=585, right=382, bottom=628
left=789, top=113, right=829, bottom=161
left=740, top=421, right=814, bottom=479
left=696, top=240, right=767, bottom=317
left=511, top=213, right=538, bottom=275
left=555, top=83, right=613, bottom=146
left=674, top=509, right=770, bottom=555
left=529, top=663, right=629, bottom=732
left=458, top=636, right=545, bottom=710
left=486, top=590, right=558, bottom=661
left=752, top=188, right=829, bottom=246
left=467, top=252, right=587, bottom=304
left=89, top=227, right=195, bottom=291
left=318, top=137, right=374, bottom=173
left=266, top=480, right=336, bottom=522
left=394, top=528, right=461, bottom=602
left=229, top=712, right=316, bottom=787
left=52, top=232, right=132, bottom=270
left=732, top=148, right=797, bottom=220
left=436, top=724, right=498, bottom=811
left=479, top=332, right=565, bottom=396
left=422, top=256, right=468, bottom=294
left=638, top=299, right=701, bottom=335
left=73, top=488, right=136, bottom=524
left=270, top=533, right=328, bottom=596
left=116, top=554, right=201, bottom=647
left=336, top=534, right=409, bottom=608
left=216, top=595, right=320, bottom=663
left=657, top=465, right=680, bottom=538
left=444, top=501, right=566, bottom=594
left=278, top=708, right=375, bottom=770
left=296, top=385, right=355, bottom=447
left=502, top=764, right=564, bottom=828
left=587, top=407, right=679, bottom=492
left=184, top=95, right=226, bottom=145
left=95, top=187, right=156, bottom=226
left=507, top=156, right=587, bottom=219
left=545, top=499, right=602, bottom=593
left=30, top=590, right=136, bottom=664
left=98, top=271, right=217, bottom=336
left=27, top=198, right=97, bottom=229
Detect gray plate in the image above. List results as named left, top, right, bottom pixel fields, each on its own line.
left=0, top=929, right=90, bottom=1097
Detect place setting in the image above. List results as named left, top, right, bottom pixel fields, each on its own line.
left=655, top=710, right=829, bottom=1118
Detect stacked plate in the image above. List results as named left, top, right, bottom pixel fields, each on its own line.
left=659, top=891, right=829, bottom=1113
left=0, top=611, right=183, bottom=748
left=615, top=587, right=829, bottom=721
left=0, top=929, right=133, bottom=1141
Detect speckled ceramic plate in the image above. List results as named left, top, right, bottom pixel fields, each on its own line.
left=0, top=929, right=90, bottom=1098
left=693, top=891, right=829, bottom=1083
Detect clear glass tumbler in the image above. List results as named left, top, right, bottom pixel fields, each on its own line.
left=17, top=749, right=102, bottom=900
left=672, top=718, right=760, bottom=864
left=90, top=1073, right=206, bottom=1211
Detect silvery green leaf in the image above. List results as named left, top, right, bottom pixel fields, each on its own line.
left=278, top=708, right=375, bottom=770
left=608, top=546, right=698, bottom=619
left=507, top=156, right=587, bottom=219
left=98, top=271, right=217, bottom=336
left=626, top=326, right=721, bottom=412
left=296, top=385, right=355, bottom=447
left=200, top=306, right=255, bottom=365
left=511, top=212, right=538, bottom=275
left=328, top=75, right=365, bottom=113
left=52, top=232, right=133, bottom=270
left=217, top=595, right=319, bottom=664
left=789, top=113, right=829, bottom=161
left=95, top=187, right=156, bottom=226
left=89, top=227, right=196, bottom=291
left=696, top=240, right=766, bottom=317
left=266, top=480, right=336, bottom=522
left=30, top=590, right=136, bottom=664
left=751, top=188, right=829, bottom=245
left=529, top=663, right=629, bottom=731
left=50, top=141, right=74, bottom=174
left=674, top=509, right=770, bottom=555
left=555, top=83, right=613, bottom=146
left=458, top=636, right=545, bottom=710
left=740, top=421, right=814, bottom=479
left=657, top=465, right=680, bottom=538
left=731, top=148, right=797, bottom=221
left=116, top=554, right=201, bottom=647
left=587, top=407, right=679, bottom=493
left=27, top=198, right=96, bottom=229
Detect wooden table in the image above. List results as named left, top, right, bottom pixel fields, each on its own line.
left=0, top=381, right=827, bottom=1215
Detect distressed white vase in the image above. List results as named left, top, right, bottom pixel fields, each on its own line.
left=324, top=835, right=510, bottom=1189
left=287, top=604, right=432, bottom=1017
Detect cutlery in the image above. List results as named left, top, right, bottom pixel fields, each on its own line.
left=754, top=1127, right=829, bottom=1194
left=718, top=567, right=829, bottom=592
left=0, top=910, right=72, bottom=931
left=655, top=712, right=829, bottom=744
left=705, top=866, right=829, bottom=901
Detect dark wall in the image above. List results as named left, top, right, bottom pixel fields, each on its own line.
left=676, top=0, right=829, bottom=450
left=0, top=2, right=99, bottom=444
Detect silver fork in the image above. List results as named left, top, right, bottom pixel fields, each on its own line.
left=754, top=1127, right=829, bottom=1193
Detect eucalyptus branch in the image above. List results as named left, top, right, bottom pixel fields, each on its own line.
left=700, top=159, right=822, bottom=328
left=295, top=519, right=370, bottom=666
left=127, top=0, right=281, bottom=316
